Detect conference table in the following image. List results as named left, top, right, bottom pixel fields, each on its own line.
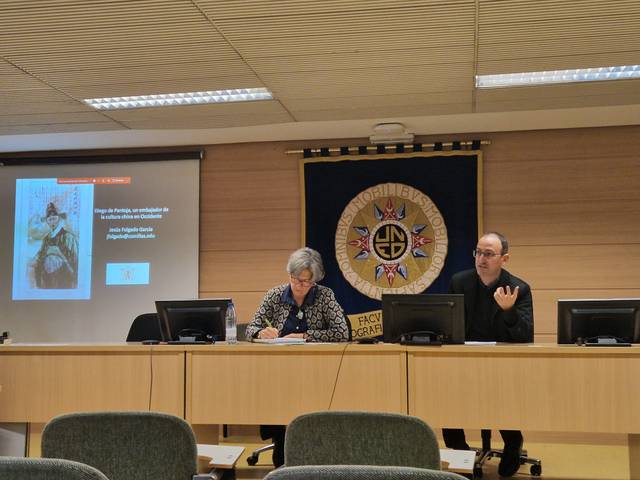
left=1, top=342, right=639, bottom=478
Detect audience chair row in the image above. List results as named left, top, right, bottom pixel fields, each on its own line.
left=0, top=410, right=468, bottom=480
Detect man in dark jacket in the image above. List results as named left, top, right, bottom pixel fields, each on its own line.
left=33, top=202, right=78, bottom=289
left=443, top=231, right=533, bottom=477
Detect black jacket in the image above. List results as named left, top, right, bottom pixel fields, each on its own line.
left=449, top=268, right=533, bottom=342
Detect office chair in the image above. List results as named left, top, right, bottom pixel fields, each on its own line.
left=0, top=456, right=110, bottom=480
left=284, top=411, right=441, bottom=469
left=473, top=429, right=542, bottom=477
left=246, top=441, right=276, bottom=466
left=264, top=465, right=469, bottom=480
left=473, top=429, right=542, bottom=478
left=126, top=312, right=162, bottom=342
left=41, top=411, right=198, bottom=480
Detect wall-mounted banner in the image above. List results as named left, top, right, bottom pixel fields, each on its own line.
left=302, top=152, right=482, bottom=339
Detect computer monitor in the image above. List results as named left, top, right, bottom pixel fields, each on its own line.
left=382, top=294, right=465, bottom=344
left=155, top=298, right=230, bottom=343
left=557, top=298, right=640, bottom=345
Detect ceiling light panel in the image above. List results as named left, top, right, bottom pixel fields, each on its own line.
left=83, top=88, right=273, bottom=110
left=476, top=65, right=640, bottom=88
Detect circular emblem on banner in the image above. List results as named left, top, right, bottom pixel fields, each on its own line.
left=335, top=183, right=448, bottom=300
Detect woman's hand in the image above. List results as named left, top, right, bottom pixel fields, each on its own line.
left=282, top=332, right=305, bottom=339
left=258, top=327, right=279, bottom=339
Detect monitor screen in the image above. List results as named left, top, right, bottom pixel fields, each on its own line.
left=382, top=294, right=465, bottom=344
left=155, top=298, right=230, bottom=343
left=557, top=298, right=640, bottom=344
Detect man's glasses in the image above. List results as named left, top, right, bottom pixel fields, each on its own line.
left=290, top=275, right=315, bottom=287
left=472, top=249, right=502, bottom=259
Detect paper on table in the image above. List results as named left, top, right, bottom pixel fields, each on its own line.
left=464, top=341, right=497, bottom=345
left=197, top=444, right=245, bottom=469
left=253, top=338, right=305, bottom=344
left=439, top=448, right=475, bottom=473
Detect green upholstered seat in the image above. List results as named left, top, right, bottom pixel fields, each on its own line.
left=41, top=411, right=197, bottom=480
left=284, top=411, right=441, bottom=469
left=0, top=456, right=110, bottom=480
left=264, top=465, right=469, bottom=480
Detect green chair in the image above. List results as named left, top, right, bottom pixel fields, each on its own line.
left=264, top=465, right=468, bottom=480
left=0, top=456, right=110, bottom=480
left=284, top=411, right=441, bottom=469
left=41, top=411, right=197, bottom=480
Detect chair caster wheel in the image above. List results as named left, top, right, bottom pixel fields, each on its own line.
left=247, top=455, right=258, bottom=466
left=530, top=464, right=542, bottom=476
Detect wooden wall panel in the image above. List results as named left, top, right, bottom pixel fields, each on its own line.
left=200, top=168, right=299, bottom=211
left=202, top=142, right=298, bottom=172
left=480, top=125, right=640, bottom=162
left=532, top=289, right=640, bottom=336
left=200, top=141, right=303, bottom=299
left=508, top=244, right=640, bottom=290
left=483, top=155, right=640, bottom=205
left=485, top=200, right=640, bottom=246
left=200, top=250, right=292, bottom=292
left=201, top=208, right=300, bottom=251
left=199, top=125, right=640, bottom=347
left=199, top=291, right=266, bottom=325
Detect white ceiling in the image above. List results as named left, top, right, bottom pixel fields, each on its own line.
left=1, top=0, right=639, bottom=151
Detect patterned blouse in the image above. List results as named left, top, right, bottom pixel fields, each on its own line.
left=244, top=284, right=350, bottom=342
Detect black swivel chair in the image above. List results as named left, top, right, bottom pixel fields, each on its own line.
left=126, top=312, right=163, bottom=342
left=473, top=429, right=542, bottom=477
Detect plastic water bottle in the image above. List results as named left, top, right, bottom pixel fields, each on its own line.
left=225, top=301, right=237, bottom=344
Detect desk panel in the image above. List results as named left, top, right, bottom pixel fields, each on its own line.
left=0, top=345, right=184, bottom=422
left=408, top=344, right=640, bottom=433
left=3, top=342, right=640, bottom=479
left=186, top=343, right=407, bottom=424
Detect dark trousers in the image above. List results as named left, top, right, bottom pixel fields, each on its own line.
left=260, top=425, right=286, bottom=467
left=443, top=428, right=523, bottom=450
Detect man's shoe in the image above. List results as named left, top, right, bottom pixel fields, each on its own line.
left=498, top=442, right=522, bottom=477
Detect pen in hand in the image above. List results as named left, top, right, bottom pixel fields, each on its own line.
left=259, top=318, right=279, bottom=339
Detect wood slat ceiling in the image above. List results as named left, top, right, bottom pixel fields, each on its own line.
left=0, top=0, right=638, bottom=136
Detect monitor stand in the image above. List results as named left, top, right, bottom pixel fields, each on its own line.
left=167, top=334, right=211, bottom=345
left=400, top=331, right=443, bottom=346
left=584, top=336, right=631, bottom=347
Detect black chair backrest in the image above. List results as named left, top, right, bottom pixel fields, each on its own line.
left=126, top=312, right=162, bottom=341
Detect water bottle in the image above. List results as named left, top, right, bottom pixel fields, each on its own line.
left=225, top=301, right=237, bottom=344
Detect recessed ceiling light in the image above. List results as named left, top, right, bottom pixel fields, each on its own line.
left=476, top=65, right=640, bottom=89
left=83, top=87, right=273, bottom=110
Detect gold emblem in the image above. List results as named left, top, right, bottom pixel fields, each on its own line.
left=335, top=183, right=448, bottom=300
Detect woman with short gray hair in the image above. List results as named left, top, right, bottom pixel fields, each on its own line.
left=245, top=247, right=349, bottom=343
left=286, top=247, right=324, bottom=283
left=244, top=247, right=350, bottom=468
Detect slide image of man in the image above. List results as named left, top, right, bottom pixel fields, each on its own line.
left=31, top=202, right=79, bottom=289
left=12, top=178, right=93, bottom=301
